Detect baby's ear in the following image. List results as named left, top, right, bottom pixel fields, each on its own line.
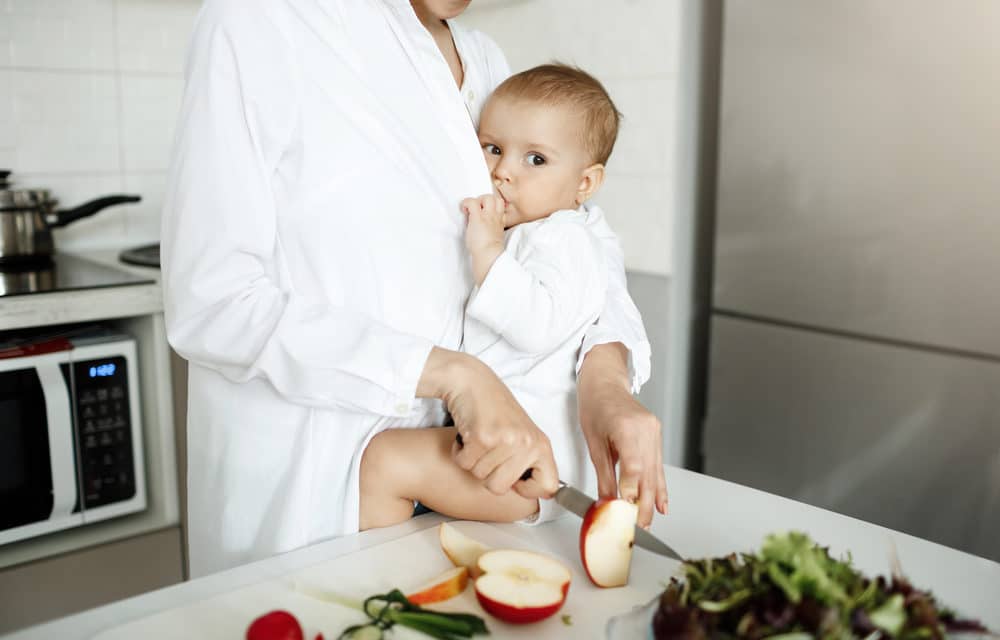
left=576, top=163, right=606, bottom=205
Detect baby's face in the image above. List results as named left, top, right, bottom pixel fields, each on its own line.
left=477, top=96, right=594, bottom=227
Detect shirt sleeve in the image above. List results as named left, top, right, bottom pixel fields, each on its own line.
left=161, top=2, right=433, bottom=418
left=465, top=218, right=608, bottom=355
left=577, top=205, right=652, bottom=393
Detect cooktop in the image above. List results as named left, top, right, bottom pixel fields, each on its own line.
left=0, top=253, right=155, bottom=298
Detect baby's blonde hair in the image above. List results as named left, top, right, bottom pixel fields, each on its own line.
left=490, top=63, right=621, bottom=166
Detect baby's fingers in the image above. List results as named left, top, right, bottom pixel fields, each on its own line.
left=460, top=197, right=481, bottom=215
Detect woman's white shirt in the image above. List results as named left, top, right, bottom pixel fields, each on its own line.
left=162, top=0, right=650, bottom=577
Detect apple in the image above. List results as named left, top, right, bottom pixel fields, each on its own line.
left=439, top=522, right=489, bottom=578
left=473, top=549, right=571, bottom=624
left=246, top=610, right=303, bottom=640
left=579, top=498, right=639, bottom=588
left=406, top=566, right=469, bottom=605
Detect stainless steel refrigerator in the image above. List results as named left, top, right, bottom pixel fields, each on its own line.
left=698, top=1, right=1000, bottom=561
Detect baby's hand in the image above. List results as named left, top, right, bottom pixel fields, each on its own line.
left=462, top=194, right=506, bottom=257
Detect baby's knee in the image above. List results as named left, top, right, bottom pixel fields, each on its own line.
left=362, top=431, right=405, bottom=499
left=359, top=431, right=413, bottom=530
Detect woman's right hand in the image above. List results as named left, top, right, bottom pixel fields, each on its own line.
left=417, top=347, right=560, bottom=500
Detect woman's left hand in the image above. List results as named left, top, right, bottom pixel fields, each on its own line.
left=578, top=342, right=668, bottom=529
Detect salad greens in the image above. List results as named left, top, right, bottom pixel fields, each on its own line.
left=653, top=532, right=989, bottom=640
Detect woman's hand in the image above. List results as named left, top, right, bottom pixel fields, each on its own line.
left=462, top=194, right=506, bottom=285
left=578, top=342, right=668, bottom=528
left=418, top=347, right=560, bottom=500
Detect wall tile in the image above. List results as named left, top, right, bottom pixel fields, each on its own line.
left=120, top=74, right=182, bottom=171
left=17, top=172, right=131, bottom=250
left=0, top=10, right=12, bottom=68
left=0, top=69, right=15, bottom=164
left=123, top=171, right=166, bottom=243
left=597, top=172, right=673, bottom=275
left=6, top=0, right=116, bottom=70
left=10, top=70, right=120, bottom=173
left=115, top=0, right=200, bottom=73
left=605, top=75, right=678, bottom=176
left=462, top=0, right=682, bottom=79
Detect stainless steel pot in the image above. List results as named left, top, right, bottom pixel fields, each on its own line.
left=0, top=170, right=142, bottom=266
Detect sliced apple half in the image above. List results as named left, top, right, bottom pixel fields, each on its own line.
left=406, top=566, right=469, bottom=605
left=439, top=522, right=489, bottom=578
left=579, top=498, right=639, bottom=588
left=474, top=549, right=571, bottom=624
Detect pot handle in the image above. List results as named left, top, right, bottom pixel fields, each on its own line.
left=46, top=194, right=142, bottom=228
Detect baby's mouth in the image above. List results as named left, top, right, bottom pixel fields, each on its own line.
left=495, top=186, right=510, bottom=209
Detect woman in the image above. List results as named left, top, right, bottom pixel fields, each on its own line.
left=162, top=0, right=668, bottom=578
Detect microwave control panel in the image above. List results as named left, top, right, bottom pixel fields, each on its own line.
left=62, top=356, right=136, bottom=509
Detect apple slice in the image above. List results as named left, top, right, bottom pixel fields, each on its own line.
left=406, top=566, right=469, bottom=605
left=439, top=522, right=489, bottom=578
left=474, top=549, right=571, bottom=624
left=579, top=498, right=639, bottom=588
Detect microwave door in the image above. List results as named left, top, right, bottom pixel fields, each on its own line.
left=37, top=354, right=79, bottom=522
left=0, top=349, right=82, bottom=546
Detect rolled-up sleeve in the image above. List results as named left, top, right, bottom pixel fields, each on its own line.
left=577, top=206, right=652, bottom=393
left=161, top=3, right=433, bottom=417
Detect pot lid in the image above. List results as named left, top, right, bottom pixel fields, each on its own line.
left=0, top=170, right=54, bottom=209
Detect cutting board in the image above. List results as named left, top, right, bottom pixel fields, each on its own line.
left=92, top=521, right=679, bottom=639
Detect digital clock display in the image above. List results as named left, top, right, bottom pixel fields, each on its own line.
left=89, top=363, right=117, bottom=378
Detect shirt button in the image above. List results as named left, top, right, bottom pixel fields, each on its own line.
left=465, top=89, right=475, bottom=103
left=394, top=402, right=409, bottom=414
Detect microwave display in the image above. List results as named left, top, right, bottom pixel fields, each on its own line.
left=62, top=356, right=136, bottom=509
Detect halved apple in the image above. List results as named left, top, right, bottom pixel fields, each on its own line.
left=579, top=498, right=639, bottom=588
left=474, top=549, right=571, bottom=624
left=439, top=522, right=489, bottom=578
left=406, top=566, right=469, bottom=605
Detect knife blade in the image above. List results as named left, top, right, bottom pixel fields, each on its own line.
left=553, top=483, right=683, bottom=562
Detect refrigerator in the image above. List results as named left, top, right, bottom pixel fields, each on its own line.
left=699, top=1, right=1000, bottom=561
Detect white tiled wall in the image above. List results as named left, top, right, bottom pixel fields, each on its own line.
left=460, top=0, right=682, bottom=276
left=0, top=0, right=199, bottom=251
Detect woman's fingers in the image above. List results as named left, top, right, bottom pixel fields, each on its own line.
left=469, top=444, right=515, bottom=482
left=444, top=353, right=559, bottom=500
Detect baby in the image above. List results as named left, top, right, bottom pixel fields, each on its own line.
left=360, top=64, right=626, bottom=526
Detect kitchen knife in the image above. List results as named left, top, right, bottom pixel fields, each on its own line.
left=554, top=483, right=683, bottom=562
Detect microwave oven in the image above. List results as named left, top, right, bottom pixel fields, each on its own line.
left=0, top=328, right=146, bottom=546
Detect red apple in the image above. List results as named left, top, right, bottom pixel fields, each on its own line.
left=439, top=522, right=490, bottom=578
left=579, top=498, right=639, bottom=588
left=246, top=610, right=304, bottom=640
left=406, top=566, right=469, bottom=605
left=473, top=549, right=571, bottom=624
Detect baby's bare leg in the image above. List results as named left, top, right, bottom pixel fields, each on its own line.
left=359, top=426, right=538, bottom=530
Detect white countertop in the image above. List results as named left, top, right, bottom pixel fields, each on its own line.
left=6, top=466, right=999, bottom=639
left=0, top=249, right=162, bottom=332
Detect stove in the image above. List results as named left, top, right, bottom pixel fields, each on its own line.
left=0, top=253, right=155, bottom=298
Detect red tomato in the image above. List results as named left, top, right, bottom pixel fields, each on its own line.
left=246, top=610, right=304, bottom=640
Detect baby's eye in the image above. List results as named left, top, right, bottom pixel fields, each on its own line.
left=526, top=153, right=546, bottom=166
left=483, top=143, right=501, bottom=155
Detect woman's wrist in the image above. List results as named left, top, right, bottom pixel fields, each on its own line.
left=578, top=341, right=631, bottom=398
left=416, top=346, right=478, bottom=400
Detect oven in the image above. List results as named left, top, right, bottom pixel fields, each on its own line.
left=0, top=328, right=146, bottom=546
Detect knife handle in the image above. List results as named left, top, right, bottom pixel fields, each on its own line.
left=454, top=432, right=533, bottom=481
